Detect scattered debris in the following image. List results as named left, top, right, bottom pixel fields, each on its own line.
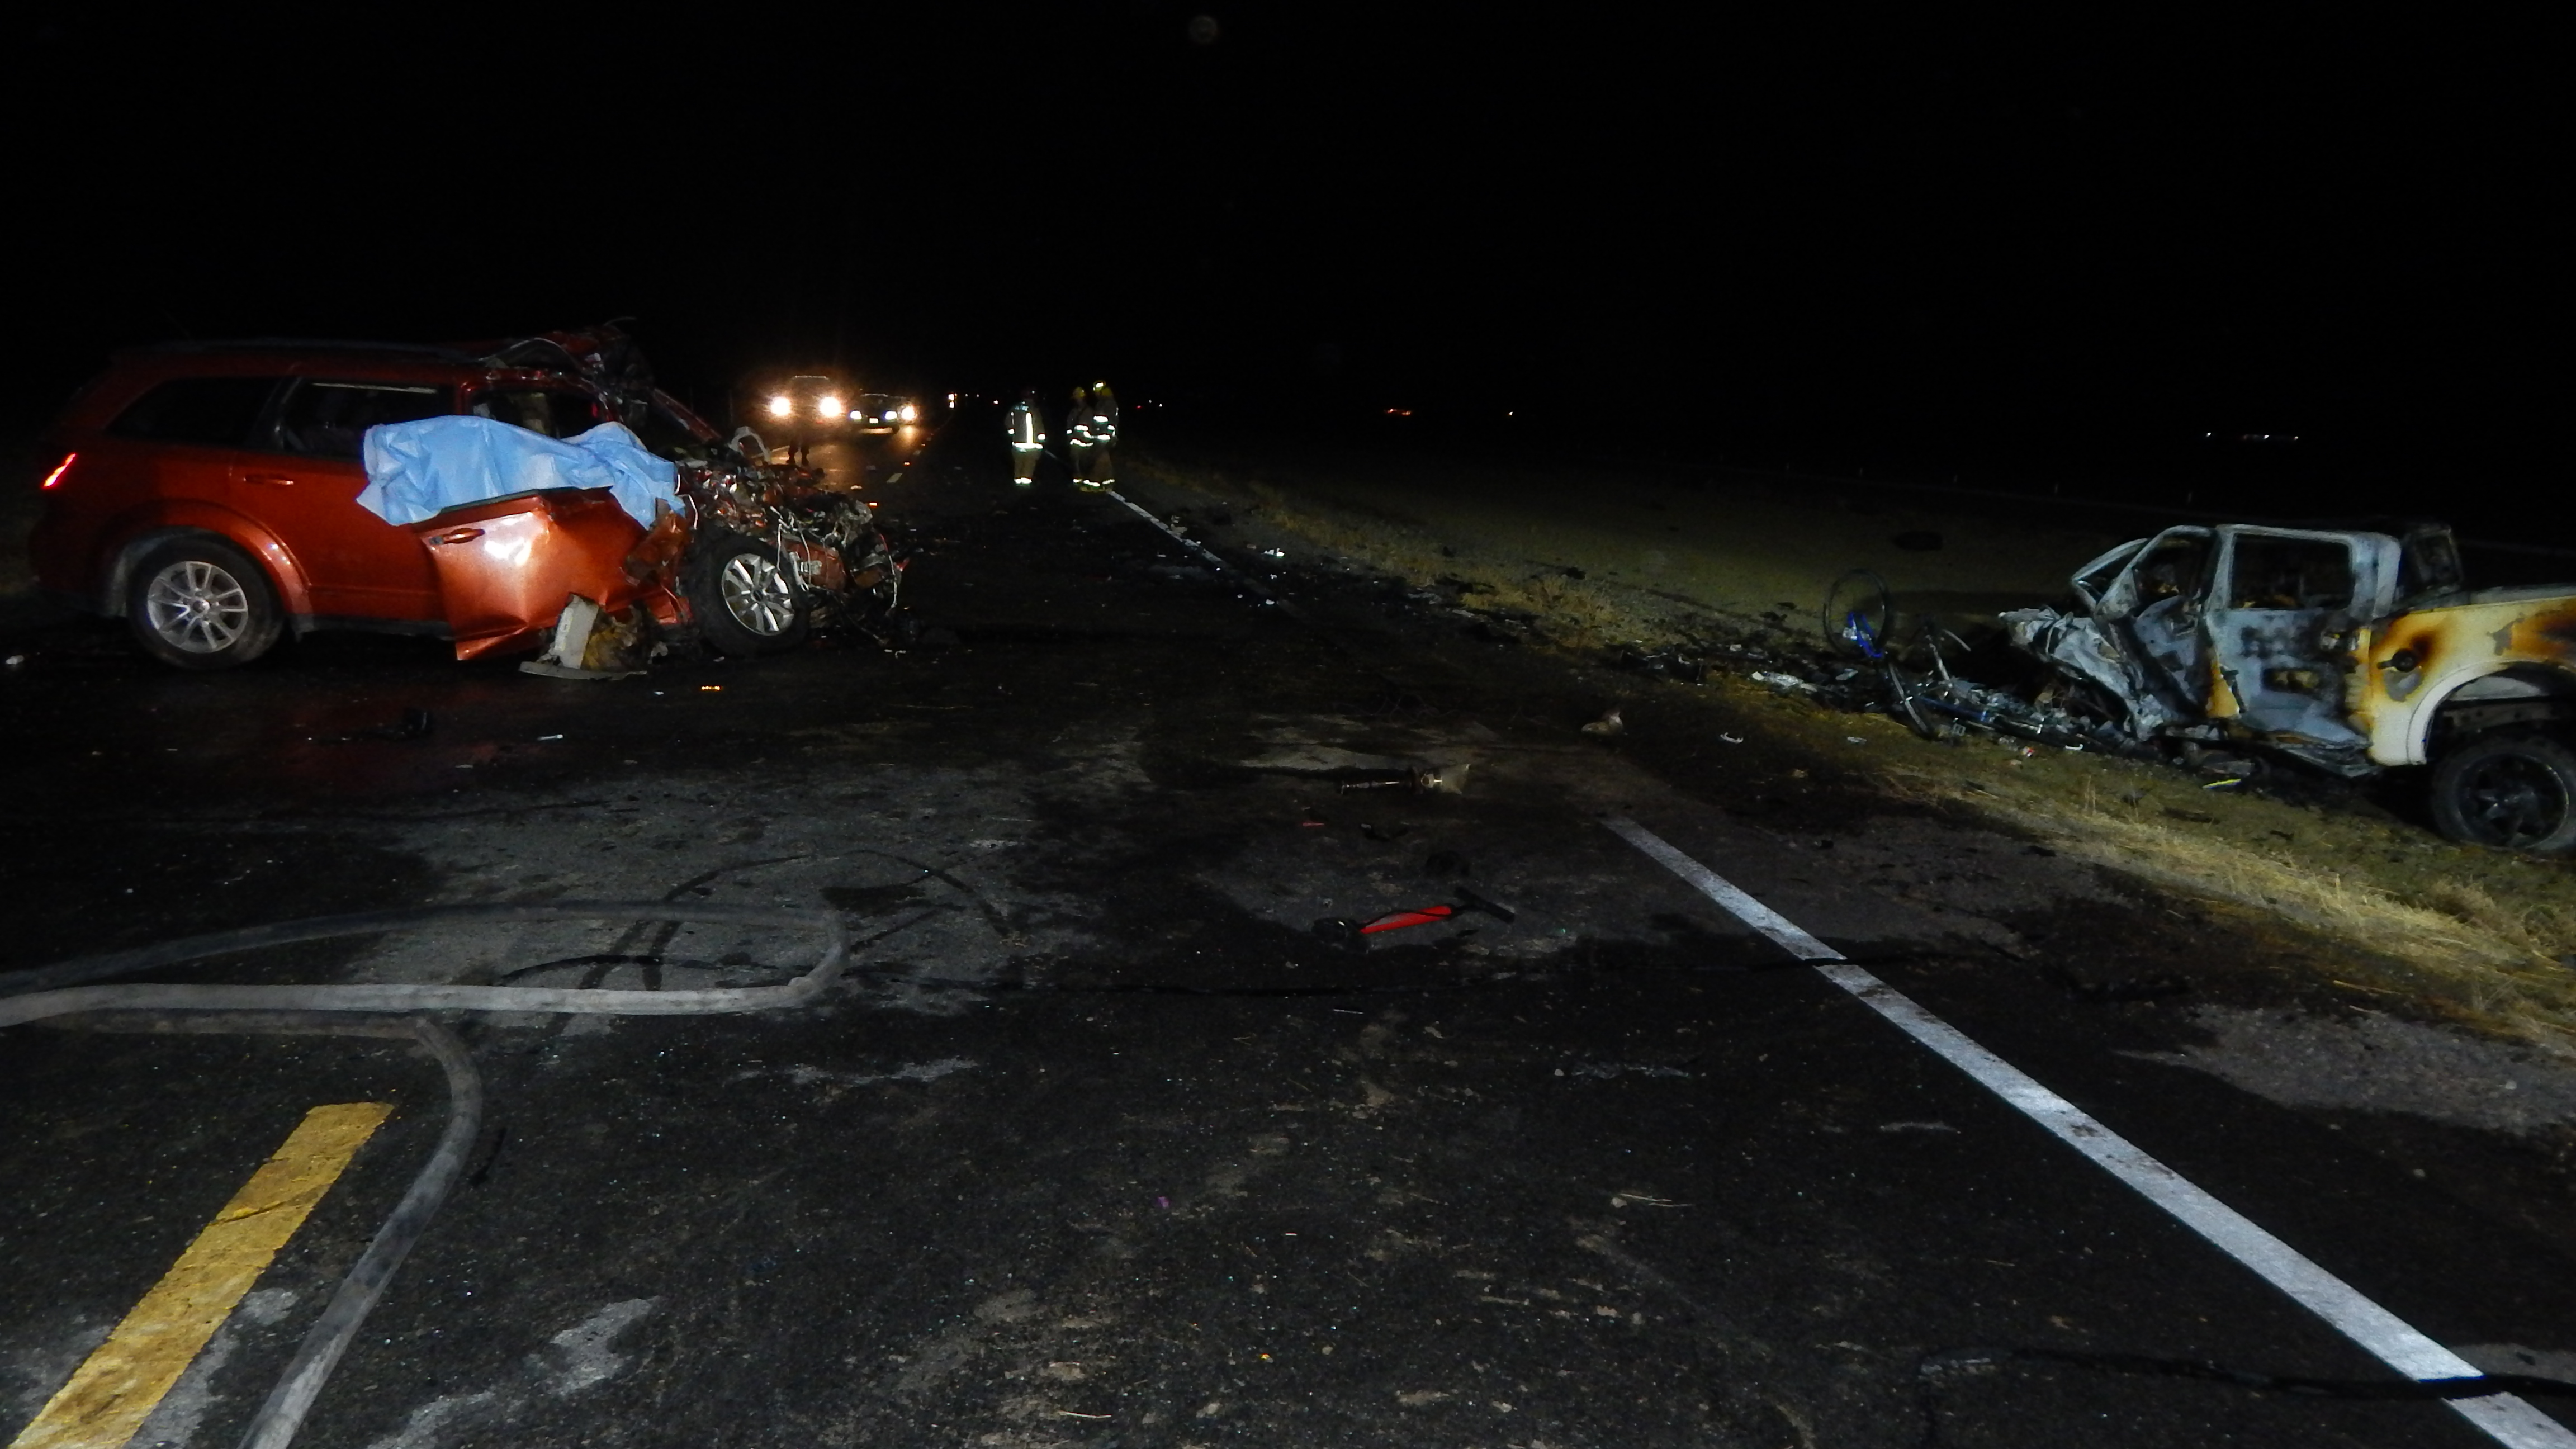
left=312, top=708, right=434, bottom=744
left=1620, top=645, right=1708, bottom=683
left=2048, top=967, right=2193, bottom=1003
left=1749, top=670, right=1818, bottom=694
left=1581, top=708, right=1625, bottom=736
left=520, top=594, right=652, bottom=679
left=1338, top=764, right=1471, bottom=795
left=1567, top=1062, right=1690, bottom=1081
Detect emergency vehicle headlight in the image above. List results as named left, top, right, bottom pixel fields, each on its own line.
left=819, top=395, right=843, bottom=415
left=767, top=396, right=792, bottom=417
left=899, top=404, right=918, bottom=423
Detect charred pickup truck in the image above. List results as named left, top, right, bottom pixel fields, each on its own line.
left=29, top=327, right=898, bottom=672
left=2004, top=522, right=2576, bottom=853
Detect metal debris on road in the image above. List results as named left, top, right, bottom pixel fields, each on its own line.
left=1338, top=764, right=1471, bottom=795
left=1749, top=670, right=1819, bottom=694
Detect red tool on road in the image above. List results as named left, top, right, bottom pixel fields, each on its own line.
left=1311, top=888, right=1517, bottom=950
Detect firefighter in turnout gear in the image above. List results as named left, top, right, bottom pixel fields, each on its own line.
left=1006, top=389, right=1046, bottom=486
left=1066, top=380, right=1120, bottom=490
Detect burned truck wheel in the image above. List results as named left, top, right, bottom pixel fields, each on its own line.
left=688, top=530, right=811, bottom=656
left=2430, top=734, right=2576, bottom=855
left=125, top=536, right=283, bottom=670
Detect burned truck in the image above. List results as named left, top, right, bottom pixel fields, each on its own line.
left=2003, top=523, right=2576, bottom=853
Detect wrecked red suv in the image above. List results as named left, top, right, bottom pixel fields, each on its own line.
left=30, top=341, right=655, bottom=667
left=29, top=337, right=898, bottom=670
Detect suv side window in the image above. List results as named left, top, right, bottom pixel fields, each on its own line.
left=468, top=388, right=605, bottom=439
left=108, top=376, right=283, bottom=447
left=272, top=380, right=452, bottom=458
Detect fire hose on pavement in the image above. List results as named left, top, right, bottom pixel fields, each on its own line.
left=1, top=901, right=857, bottom=1449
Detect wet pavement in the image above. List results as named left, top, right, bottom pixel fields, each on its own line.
left=5, top=406, right=2575, bottom=1447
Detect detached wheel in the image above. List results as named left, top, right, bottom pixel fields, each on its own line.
left=2430, top=734, right=2576, bottom=854
left=125, top=536, right=282, bottom=670
left=688, top=529, right=810, bottom=656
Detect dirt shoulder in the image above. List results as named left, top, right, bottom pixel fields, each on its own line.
left=1125, top=439, right=2576, bottom=1054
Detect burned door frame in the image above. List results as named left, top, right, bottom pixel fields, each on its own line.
left=2200, top=527, right=2400, bottom=770
left=2094, top=526, right=2220, bottom=721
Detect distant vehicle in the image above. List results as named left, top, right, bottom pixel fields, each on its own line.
left=2003, top=523, right=2576, bottom=853
left=736, top=371, right=857, bottom=444
left=853, top=393, right=918, bottom=434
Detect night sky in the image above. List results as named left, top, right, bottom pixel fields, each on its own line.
left=9, top=7, right=2562, bottom=511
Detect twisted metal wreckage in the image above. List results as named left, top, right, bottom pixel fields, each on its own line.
left=409, top=325, right=902, bottom=675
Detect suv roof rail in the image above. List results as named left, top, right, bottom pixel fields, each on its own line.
left=127, top=338, right=482, bottom=362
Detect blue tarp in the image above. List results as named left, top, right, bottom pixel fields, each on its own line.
left=358, top=416, right=679, bottom=528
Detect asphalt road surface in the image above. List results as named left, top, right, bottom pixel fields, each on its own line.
left=5, top=405, right=2575, bottom=1448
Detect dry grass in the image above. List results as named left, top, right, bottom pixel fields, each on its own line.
left=1161, top=463, right=1750, bottom=658
left=1884, top=763, right=2576, bottom=1052
left=1135, top=449, right=2576, bottom=1053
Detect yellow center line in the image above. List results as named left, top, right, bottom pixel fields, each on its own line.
left=10, top=1102, right=394, bottom=1449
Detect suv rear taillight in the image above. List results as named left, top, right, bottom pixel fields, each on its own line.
left=39, top=452, right=75, bottom=489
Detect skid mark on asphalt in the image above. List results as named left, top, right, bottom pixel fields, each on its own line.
left=1607, top=815, right=2576, bottom=1449
left=360, top=1299, right=658, bottom=1449
left=727, top=1058, right=981, bottom=1096
left=10, top=1105, right=391, bottom=1449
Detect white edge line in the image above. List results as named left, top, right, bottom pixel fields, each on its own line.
left=1602, top=814, right=2576, bottom=1449
left=1102, top=487, right=1305, bottom=617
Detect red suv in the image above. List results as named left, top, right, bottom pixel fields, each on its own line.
left=30, top=341, right=647, bottom=668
